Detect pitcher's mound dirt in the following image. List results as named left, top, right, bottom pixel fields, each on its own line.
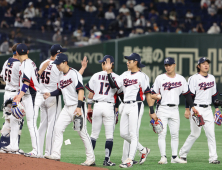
left=0, top=153, right=108, bottom=170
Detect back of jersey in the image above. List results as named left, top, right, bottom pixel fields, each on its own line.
left=86, top=71, right=120, bottom=103
left=0, top=57, right=20, bottom=91
left=39, top=60, right=60, bottom=93
left=19, top=58, right=40, bottom=94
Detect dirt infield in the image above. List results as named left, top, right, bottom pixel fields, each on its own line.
left=0, top=153, right=108, bottom=170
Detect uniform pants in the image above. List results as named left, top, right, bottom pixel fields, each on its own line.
left=51, top=103, right=95, bottom=161
left=157, top=105, right=180, bottom=157
left=179, top=106, right=218, bottom=162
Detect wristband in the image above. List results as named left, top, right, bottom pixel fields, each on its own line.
left=77, top=100, right=83, bottom=108
left=150, top=106, right=154, bottom=114
left=87, top=98, right=93, bottom=105
left=21, top=84, right=29, bottom=93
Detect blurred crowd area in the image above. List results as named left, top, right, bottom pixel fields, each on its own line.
left=0, top=0, right=222, bottom=58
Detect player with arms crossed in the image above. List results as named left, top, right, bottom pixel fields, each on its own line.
left=151, top=57, right=199, bottom=164
left=85, top=55, right=121, bottom=166
left=43, top=53, right=95, bottom=166
left=105, top=53, right=158, bottom=168
left=179, top=57, right=220, bottom=164
left=0, top=43, right=24, bottom=154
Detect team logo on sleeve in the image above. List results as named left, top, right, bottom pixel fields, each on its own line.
left=198, top=81, right=214, bottom=90
left=162, top=82, right=182, bottom=90
left=123, top=78, right=138, bottom=87
left=60, top=78, right=73, bottom=89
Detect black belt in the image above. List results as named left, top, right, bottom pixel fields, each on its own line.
left=167, top=104, right=176, bottom=107
left=11, top=90, right=16, bottom=92
left=94, top=100, right=112, bottom=104
left=194, top=104, right=209, bottom=108
left=124, top=101, right=136, bottom=104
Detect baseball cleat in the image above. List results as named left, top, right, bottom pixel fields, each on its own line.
left=133, top=160, right=138, bottom=164
left=0, top=149, right=7, bottom=153
left=180, top=157, right=187, bottom=163
left=139, top=147, right=151, bottom=164
left=24, top=152, right=39, bottom=158
left=81, top=159, right=96, bottom=166
left=103, top=160, right=116, bottom=166
left=209, top=160, right=220, bottom=164
left=158, top=156, right=168, bottom=164
left=2, top=145, right=18, bottom=153
left=44, top=155, right=60, bottom=161
left=171, top=156, right=187, bottom=163
left=119, top=158, right=133, bottom=168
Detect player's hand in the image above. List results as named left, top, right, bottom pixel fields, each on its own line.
left=191, top=107, right=199, bottom=115
left=105, top=58, right=113, bottom=73
left=87, top=108, right=93, bottom=113
left=43, top=92, right=51, bottom=99
left=150, top=113, right=158, bottom=121
left=215, top=108, right=220, bottom=116
left=184, top=108, right=191, bottom=119
left=151, top=93, right=161, bottom=100
left=74, top=107, right=82, bottom=116
left=81, top=56, right=88, bottom=69
left=13, top=95, right=21, bottom=103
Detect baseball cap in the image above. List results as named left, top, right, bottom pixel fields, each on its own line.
left=124, top=53, right=145, bottom=68
left=164, top=57, right=175, bottom=65
left=99, top=55, right=114, bottom=63
left=50, top=44, right=67, bottom=56
left=53, top=53, right=68, bottom=65
left=198, top=57, right=210, bottom=64
left=16, top=43, right=28, bottom=55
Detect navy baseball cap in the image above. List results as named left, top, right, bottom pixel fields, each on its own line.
left=198, top=57, right=210, bottom=64
left=16, top=43, right=28, bottom=55
left=53, top=53, right=68, bottom=65
left=124, top=53, right=145, bottom=68
left=164, top=57, right=175, bottom=65
left=99, top=55, right=114, bottom=63
left=50, top=44, right=67, bottom=56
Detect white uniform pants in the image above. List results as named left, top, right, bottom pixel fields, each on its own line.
left=179, top=106, right=218, bottom=161
left=38, top=95, right=61, bottom=157
left=120, top=102, right=142, bottom=160
left=51, top=104, right=95, bottom=161
left=91, top=102, right=115, bottom=140
left=157, top=105, right=180, bottom=157
left=121, top=102, right=144, bottom=161
left=34, top=92, right=44, bottom=118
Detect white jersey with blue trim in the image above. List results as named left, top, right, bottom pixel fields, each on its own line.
left=19, top=58, right=40, bottom=94
left=0, top=57, right=20, bottom=91
left=39, top=59, right=60, bottom=93
left=151, top=73, right=189, bottom=105
left=85, top=71, right=122, bottom=103
left=188, top=73, right=217, bottom=105
left=58, top=68, right=84, bottom=106
left=115, top=71, right=150, bottom=102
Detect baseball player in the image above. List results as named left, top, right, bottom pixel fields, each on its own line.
left=0, top=43, right=24, bottom=154
left=151, top=57, right=199, bottom=164
left=104, top=53, right=158, bottom=168
left=85, top=55, right=121, bottom=166
left=9, top=43, right=41, bottom=158
left=43, top=53, right=95, bottom=166
left=179, top=57, right=220, bottom=164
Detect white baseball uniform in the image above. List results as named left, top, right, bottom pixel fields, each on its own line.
left=112, top=71, right=150, bottom=160
left=19, top=58, right=40, bottom=155
left=151, top=73, right=189, bottom=157
left=179, top=73, right=218, bottom=162
left=38, top=59, right=61, bottom=157
left=0, top=57, right=21, bottom=150
left=50, top=68, right=95, bottom=161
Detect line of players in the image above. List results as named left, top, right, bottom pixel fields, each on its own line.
left=0, top=42, right=220, bottom=168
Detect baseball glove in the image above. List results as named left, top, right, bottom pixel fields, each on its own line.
left=87, top=111, right=93, bottom=124
left=11, top=102, right=26, bottom=119
left=214, top=110, right=222, bottom=125
left=73, top=115, right=83, bottom=131
left=150, top=118, right=163, bottom=134
left=115, top=111, right=119, bottom=125
left=3, top=98, right=13, bottom=115
left=192, top=113, right=205, bottom=127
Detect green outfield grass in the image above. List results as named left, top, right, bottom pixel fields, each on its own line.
left=1, top=106, right=222, bottom=170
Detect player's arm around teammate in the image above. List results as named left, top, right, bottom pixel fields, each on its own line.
left=179, top=57, right=220, bottom=164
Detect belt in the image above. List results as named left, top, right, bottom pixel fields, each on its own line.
left=124, top=101, right=136, bottom=104
left=194, top=104, right=209, bottom=108
left=94, top=100, right=113, bottom=104
left=6, top=90, right=17, bottom=92
left=167, top=104, right=176, bottom=107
